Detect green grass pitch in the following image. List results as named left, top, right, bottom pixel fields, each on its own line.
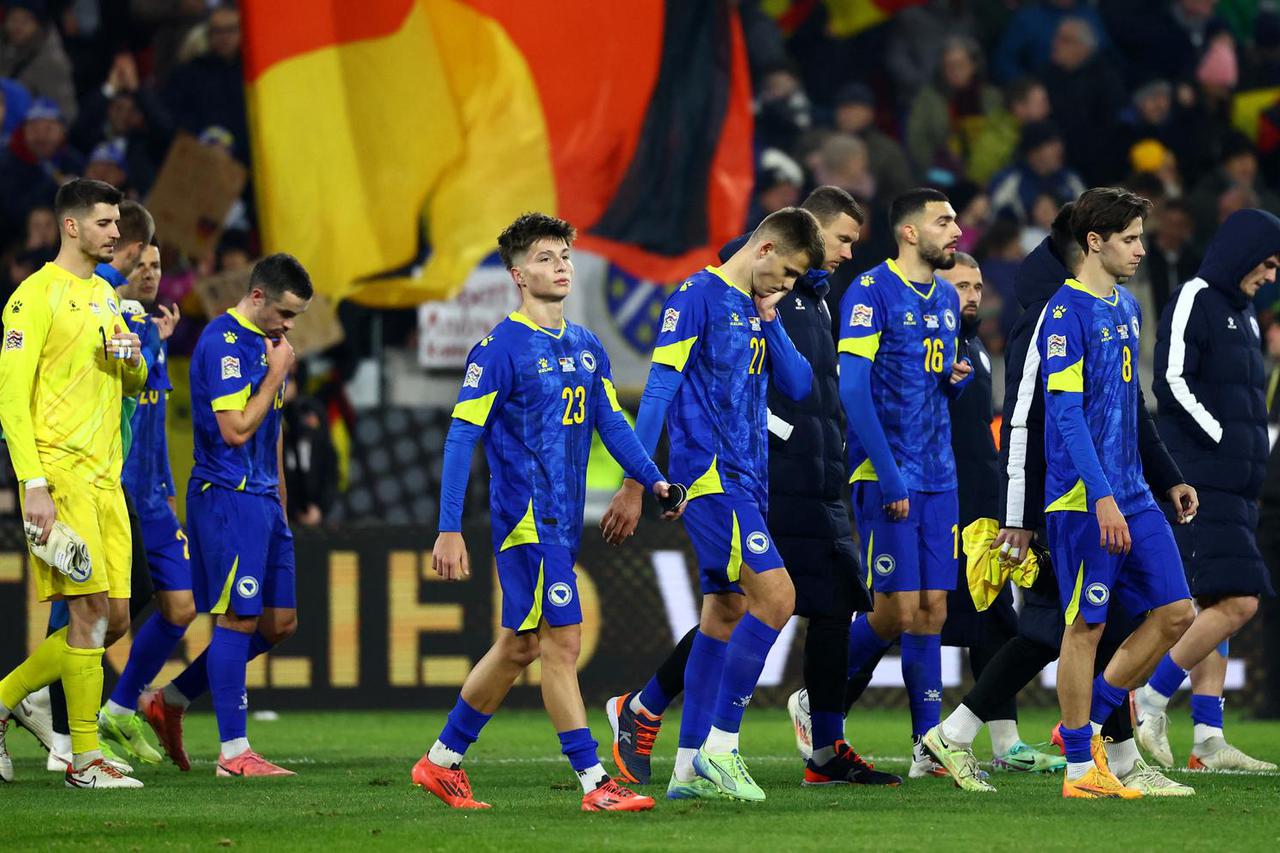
left=3, top=707, right=1279, bottom=851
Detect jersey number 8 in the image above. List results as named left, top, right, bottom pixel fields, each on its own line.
left=561, top=386, right=586, bottom=425
left=748, top=337, right=767, bottom=375
left=1122, top=345, right=1132, bottom=383
left=923, top=338, right=945, bottom=373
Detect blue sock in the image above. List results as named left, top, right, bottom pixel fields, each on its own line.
left=109, top=614, right=186, bottom=709
left=847, top=615, right=890, bottom=678
left=1148, top=654, right=1188, bottom=698
left=207, top=626, right=251, bottom=743
left=171, top=632, right=273, bottom=702
left=438, top=696, right=492, bottom=755
left=811, top=711, right=844, bottom=752
left=677, top=631, right=728, bottom=748
left=557, top=727, right=600, bottom=773
left=637, top=674, right=673, bottom=717
left=901, top=633, right=942, bottom=737
left=1061, top=722, right=1093, bottom=765
left=1190, top=694, right=1225, bottom=729
left=1089, top=674, right=1128, bottom=728
left=710, top=613, right=780, bottom=734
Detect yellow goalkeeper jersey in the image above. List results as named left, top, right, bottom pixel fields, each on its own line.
left=0, top=262, right=148, bottom=488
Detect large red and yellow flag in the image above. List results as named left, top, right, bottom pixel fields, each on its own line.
left=243, top=0, right=753, bottom=308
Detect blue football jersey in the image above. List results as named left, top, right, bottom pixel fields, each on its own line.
left=837, top=259, right=961, bottom=492
left=122, top=311, right=175, bottom=520
left=189, top=309, right=285, bottom=496
left=1040, top=279, right=1154, bottom=516
left=650, top=267, right=774, bottom=506
left=452, top=312, right=649, bottom=552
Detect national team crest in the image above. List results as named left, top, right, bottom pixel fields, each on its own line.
left=851, top=304, right=874, bottom=327
left=579, top=350, right=597, bottom=372
left=1046, top=334, right=1067, bottom=359
left=106, top=297, right=119, bottom=314
left=463, top=362, right=483, bottom=388
left=661, top=307, right=680, bottom=333
left=548, top=582, right=574, bottom=607
left=1130, top=315, right=1140, bottom=340
left=874, top=554, right=896, bottom=576
left=745, top=531, right=771, bottom=554
left=943, top=309, right=956, bottom=330
left=1085, top=583, right=1109, bottom=606
left=221, top=355, right=241, bottom=379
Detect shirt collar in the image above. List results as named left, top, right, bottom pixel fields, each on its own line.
left=95, top=262, right=128, bottom=288
left=228, top=307, right=267, bottom=336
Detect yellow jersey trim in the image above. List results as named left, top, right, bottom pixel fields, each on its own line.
left=508, top=311, right=566, bottom=339
left=886, top=258, right=935, bottom=300
left=1046, top=478, right=1088, bottom=513
left=705, top=265, right=751, bottom=297
left=500, top=499, right=540, bottom=551
left=228, top=308, right=266, bottom=336
left=865, top=529, right=875, bottom=589
left=686, top=456, right=725, bottom=500
left=1064, top=278, right=1119, bottom=306
left=601, top=377, right=623, bottom=413
left=212, top=554, right=240, bottom=615
left=1046, top=357, right=1084, bottom=393
left=236, top=475, right=247, bottom=492
left=726, top=511, right=744, bottom=583
left=1064, top=560, right=1086, bottom=625
left=518, top=558, right=546, bottom=632
left=451, top=391, right=498, bottom=426
left=211, top=384, right=252, bottom=412
left=652, top=337, right=698, bottom=372
left=838, top=333, right=880, bottom=360
left=848, top=457, right=878, bottom=484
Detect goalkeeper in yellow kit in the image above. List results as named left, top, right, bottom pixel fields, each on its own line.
left=0, top=179, right=147, bottom=788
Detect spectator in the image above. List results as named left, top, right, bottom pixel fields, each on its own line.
left=1128, top=140, right=1185, bottom=201
left=85, top=139, right=131, bottom=194
left=283, top=391, right=339, bottom=527
left=1116, top=79, right=1206, bottom=185
left=1187, top=132, right=1280, bottom=245
left=987, top=120, right=1085, bottom=224
left=747, top=147, right=804, bottom=226
left=161, top=3, right=248, bottom=163
left=809, top=133, right=876, bottom=204
left=1137, top=197, right=1202, bottom=319
left=992, top=0, right=1109, bottom=83
left=130, top=0, right=211, bottom=81
left=70, top=53, right=173, bottom=195
left=905, top=35, right=1001, bottom=174
left=754, top=60, right=812, bottom=154
left=1105, top=0, right=1231, bottom=85
left=23, top=203, right=54, bottom=251
left=967, top=76, right=1051, bottom=186
left=1019, top=192, right=1061, bottom=255
left=0, top=77, right=33, bottom=144
left=0, top=98, right=84, bottom=243
left=0, top=0, right=77, bottom=122
left=884, top=0, right=982, bottom=104
left=1041, top=16, right=1127, bottom=184
left=831, top=83, right=913, bottom=201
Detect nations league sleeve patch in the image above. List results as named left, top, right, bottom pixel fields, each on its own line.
left=850, top=304, right=874, bottom=327
left=221, top=355, right=241, bottom=380
left=1046, top=334, right=1067, bottom=359
left=463, top=362, right=483, bottom=388
left=661, top=307, right=680, bottom=333
left=4, top=329, right=23, bottom=350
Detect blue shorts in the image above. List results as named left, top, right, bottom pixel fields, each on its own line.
left=188, top=485, right=296, bottom=617
left=853, top=482, right=958, bottom=593
left=139, top=509, right=192, bottom=592
left=681, top=494, right=785, bottom=594
left=1047, top=506, right=1191, bottom=626
left=497, top=544, right=581, bottom=633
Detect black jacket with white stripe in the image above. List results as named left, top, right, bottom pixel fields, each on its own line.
left=999, top=237, right=1183, bottom=531
left=1154, top=209, right=1280, bottom=499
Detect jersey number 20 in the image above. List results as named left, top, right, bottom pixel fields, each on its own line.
left=923, top=338, right=945, bottom=373
left=561, top=386, right=586, bottom=425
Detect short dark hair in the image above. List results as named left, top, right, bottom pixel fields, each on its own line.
left=116, top=200, right=154, bottom=246
left=802, top=185, right=866, bottom=226
left=1004, top=76, right=1043, bottom=110
left=249, top=253, right=313, bottom=301
left=54, top=179, right=122, bottom=221
left=890, top=187, right=951, bottom=231
left=1049, top=200, right=1080, bottom=268
left=497, top=212, right=577, bottom=269
left=1070, top=187, right=1152, bottom=251
left=751, top=207, right=825, bottom=270
left=953, top=251, right=979, bottom=268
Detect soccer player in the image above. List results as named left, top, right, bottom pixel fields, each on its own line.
left=99, top=236, right=199, bottom=767
left=0, top=179, right=146, bottom=788
left=1133, top=209, right=1280, bottom=772
left=602, top=188, right=899, bottom=789
left=605, top=208, right=821, bottom=802
left=411, top=213, right=677, bottom=813
left=925, top=201, right=1191, bottom=796
left=180, top=253, right=311, bottom=777
left=1038, top=187, right=1197, bottom=799
left=837, top=188, right=971, bottom=778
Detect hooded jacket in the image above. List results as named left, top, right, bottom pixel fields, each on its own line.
left=999, top=236, right=1182, bottom=530
left=1154, top=209, right=1280, bottom=498
left=951, top=315, right=998, bottom=525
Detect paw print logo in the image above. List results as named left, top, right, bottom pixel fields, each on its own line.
left=8, top=300, right=20, bottom=315
left=479, top=335, right=495, bottom=347
left=223, top=331, right=238, bottom=344
left=859, top=274, right=874, bottom=287
left=1052, top=305, right=1066, bottom=319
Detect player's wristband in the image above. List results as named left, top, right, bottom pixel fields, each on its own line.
left=23, top=477, right=48, bottom=491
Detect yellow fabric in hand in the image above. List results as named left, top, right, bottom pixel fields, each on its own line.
left=963, top=518, right=1041, bottom=611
